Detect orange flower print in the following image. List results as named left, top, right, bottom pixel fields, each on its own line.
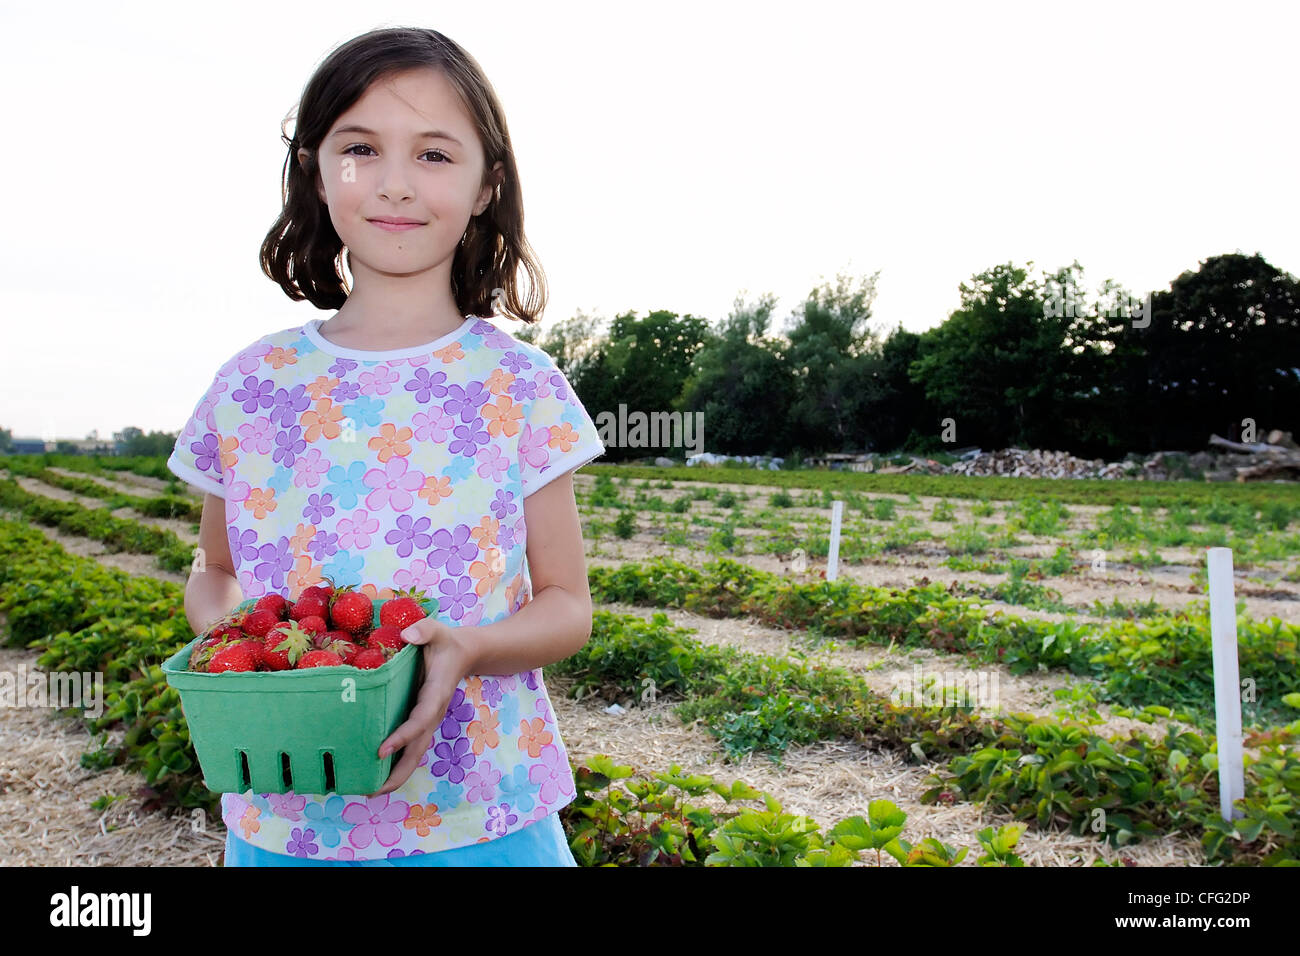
left=419, top=475, right=453, bottom=507
left=302, top=399, right=345, bottom=442
left=517, top=716, right=554, bottom=758
left=481, top=395, right=524, bottom=438
left=433, top=341, right=465, bottom=364
left=244, top=487, right=277, bottom=520
left=470, top=548, right=505, bottom=597
left=305, top=374, right=341, bottom=401
left=368, top=423, right=413, bottom=463
left=289, top=522, right=316, bottom=555
left=548, top=421, right=581, bottom=452
left=265, top=345, right=298, bottom=370
left=218, top=434, right=240, bottom=474
left=469, top=515, right=500, bottom=549
left=484, top=368, right=515, bottom=396
left=404, top=804, right=442, bottom=836
left=466, top=675, right=485, bottom=707
left=288, top=561, right=327, bottom=601
left=238, top=805, right=261, bottom=839
left=505, top=572, right=523, bottom=612
left=468, top=704, right=500, bottom=755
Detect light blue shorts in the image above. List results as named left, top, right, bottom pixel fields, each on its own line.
left=222, top=810, right=578, bottom=867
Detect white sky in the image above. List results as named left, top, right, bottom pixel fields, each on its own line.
left=3, top=0, right=1297, bottom=441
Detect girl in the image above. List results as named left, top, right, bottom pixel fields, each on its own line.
left=168, top=27, right=605, bottom=867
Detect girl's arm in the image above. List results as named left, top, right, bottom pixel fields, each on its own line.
left=444, top=470, right=593, bottom=676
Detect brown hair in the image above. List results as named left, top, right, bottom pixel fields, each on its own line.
left=260, top=27, right=547, bottom=324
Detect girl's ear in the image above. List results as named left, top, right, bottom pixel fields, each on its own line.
left=297, top=147, right=327, bottom=205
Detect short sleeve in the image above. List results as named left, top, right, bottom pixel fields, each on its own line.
left=167, top=370, right=228, bottom=499
left=518, top=359, right=605, bottom=499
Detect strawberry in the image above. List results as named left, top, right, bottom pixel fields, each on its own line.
left=253, top=593, right=288, bottom=620
left=313, top=628, right=352, bottom=651
left=261, top=621, right=314, bottom=670
left=323, top=637, right=361, bottom=661
left=209, top=641, right=264, bottom=673
left=208, top=623, right=244, bottom=643
left=290, top=590, right=330, bottom=622
left=296, top=614, right=329, bottom=639
left=349, top=647, right=387, bottom=670
left=329, top=587, right=373, bottom=635
left=380, top=590, right=427, bottom=632
left=297, top=649, right=344, bottom=669
left=366, top=624, right=408, bottom=654
left=242, top=608, right=281, bottom=639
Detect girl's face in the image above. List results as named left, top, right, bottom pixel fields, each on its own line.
left=300, top=68, right=502, bottom=276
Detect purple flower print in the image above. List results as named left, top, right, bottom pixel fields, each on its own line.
left=387, top=848, right=427, bottom=858
left=227, top=525, right=255, bottom=572
left=521, top=668, right=540, bottom=691
left=341, top=795, right=409, bottom=849
left=430, top=736, right=476, bottom=783
left=489, top=489, right=518, bottom=522
left=269, top=383, right=311, bottom=428
left=272, top=424, right=307, bottom=469
left=443, top=381, right=490, bottom=424
left=411, top=405, right=454, bottom=443
left=485, top=802, right=518, bottom=837
left=498, top=525, right=516, bottom=550
left=385, top=513, right=434, bottom=558
left=327, top=356, right=359, bottom=379
left=548, top=371, right=571, bottom=402
left=254, top=536, right=294, bottom=591
left=307, top=530, right=340, bottom=563
left=440, top=687, right=476, bottom=739
left=437, top=575, right=477, bottom=621
left=507, top=376, right=539, bottom=403
left=473, top=320, right=511, bottom=349
left=335, top=510, right=380, bottom=550
left=292, top=447, right=331, bottom=488
left=465, top=760, right=502, bottom=804
left=363, top=456, right=427, bottom=512
left=529, top=744, right=575, bottom=804
left=286, top=827, right=319, bottom=858
left=448, top=420, right=490, bottom=459
left=427, top=525, right=478, bottom=575
left=331, top=380, right=361, bottom=403
left=475, top=443, right=510, bottom=482
left=480, top=678, right=504, bottom=708
left=357, top=364, right=400, bottom=397
left=501, top=350, right=533, bottom=375
left=236, top=415, right=277, bottom=455
left=534, top=696, right=554, bottom=723
left=303, top=492, right=337, bottom=525
left=405, top=366, right=451, bottom=404
left=190, top=432, right=222, bottom=476
left=231, top=375, right=276, bottom=415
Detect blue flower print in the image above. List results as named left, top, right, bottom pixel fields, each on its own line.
left=323, top=550, right=365, bottom=589
left=302, top=795, right=349, bottom=848
left=290, top=335, right=318, bottom=356
left=341, top=394, right=386, bottom=429
left=496, top=691, right=520, bottom=738
left=498, top=765, right=536, bottom=814
left=325, top=461, right=370, bottom=510
left=268, top=462, right=294, bottom=497
left=442, top=455, right=475, bottom=484
left=426, top=779, right=465, bottom=811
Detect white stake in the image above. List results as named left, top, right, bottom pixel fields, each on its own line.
left=1206, top=547, right=1245, bottom=823
left=827, top=500, right=843, bottom=581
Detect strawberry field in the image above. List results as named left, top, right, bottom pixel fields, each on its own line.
left=1, top=453, right=1298, bottom=866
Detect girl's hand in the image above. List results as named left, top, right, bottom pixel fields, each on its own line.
left=369, top=618, right=473, bottom=797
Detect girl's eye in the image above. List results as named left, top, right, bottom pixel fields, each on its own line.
left=342, top=144, right=449, bottom=164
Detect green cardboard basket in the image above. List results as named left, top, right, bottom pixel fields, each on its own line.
left=161, top=596, right=428, bottom=796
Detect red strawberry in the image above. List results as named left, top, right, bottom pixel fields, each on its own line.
left=209, top=623, right=244, bottom=643
left=242, top=608, right=281, bottom=639
left=350, top=647, right=387, bottom=670
left=296, top=614, right=328, bottom=638
left=366, top=624, right=408, bottom=653
left=297, top=649, right=344, bottom=669
left=290, top=590, right=329, bottom=622
left=313, top=628, right=352, bottom=651
left=209, top=641, right=264, bottom=673
left=329, top=588, right=373, bottom=635
left=380, top=592, right=427, bottom=632
left=323, top=637, right=361, bottom=661
left=261, top=621, right=314, bottom=670
left=253, top=593, right=288, bottom=620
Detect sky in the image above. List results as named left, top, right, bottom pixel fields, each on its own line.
left=2, top=0, right=1297, bottom=442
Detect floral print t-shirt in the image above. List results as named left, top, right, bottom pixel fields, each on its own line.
left=167, top=313, right=605, bottom=860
